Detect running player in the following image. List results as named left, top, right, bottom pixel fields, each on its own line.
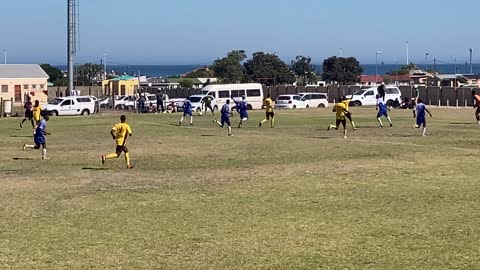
left=22, top=114, right=50, bottom=159
left=472, top=90, right=480, bottom=125
left=179, top=98, right=193, bottom=126
left=413, top=98, right=433, bottom=136
left=328, top=100, right=350, bottom=139
left=101, top=115, right=133, bottom=169
left=341, top=96, right=356, bottom=130
left=376, top=95, right=393, bottom=127
left=20, top=96, right=34, bottom=128
left=32, top=100, right=42, bottom=125
left=259, top=95, right=275, bottom=128
left=202, top=95, right=215, bottom=116
left=213, top=99, right=232, bottom=136
left=235, top=95, right=249, bottom=128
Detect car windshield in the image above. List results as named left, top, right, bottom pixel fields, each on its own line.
left=48, top=98, right=64, bottom=105
left=188, top=96, right=202, bottom=103
left=199, top=90, right=209, bottom=95
left=353, top=90, right=366, bottom=96
left=277, top=96, right=291, bottom=100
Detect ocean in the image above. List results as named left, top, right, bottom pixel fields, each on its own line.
left=56, top=64, right=480, bottom=78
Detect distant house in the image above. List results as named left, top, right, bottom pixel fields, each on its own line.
left=358, top=75, right=384, bottom=86
left=463, top=74, right=480, bottom=87
left=384, top=74, right=413, bottom=86
left=409, top=70, right=434, bottom=85
left=0, top=64, right=49, bottom=105
left=427, top=74, right=468, bottom=87
left=102, top=75, right=139, bottom=96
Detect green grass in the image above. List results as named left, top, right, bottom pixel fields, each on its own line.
left=1, top=107, right=479, bottom=269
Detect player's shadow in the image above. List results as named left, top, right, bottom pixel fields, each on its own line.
left=10, top=135, right=33, bottom=138
left=310, top=136, right=334, bottom=140
left=449, top=122, right=476, bottom=125
left=12, top=157, right=34, bottom=160
left=201, top=134, right=214, bottom=137
left=82, top=167, right=111, bottom=171
left=389, top=134, right=418, bottom=138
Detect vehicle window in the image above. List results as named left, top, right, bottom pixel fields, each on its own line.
left=277, top=96, right=291, bottom=100
left=386, top=88, right=399, bottom=94
left=188, top=97, right=202, bottom=103
left=303, top=94, right=311, bottom=100
left=247, top=89, right=261, bottom=97
left=354, top=90, right=366, bottom=95
left=293, top=96, right=301, bottom=101
left=200, top=90, right=209, bottom=95
left=76, top=97, right=91, bottom=103
left=365, top=91, right=374, bottom=96
left=231, top=90, right=246, bottom=98
left=147, top=96, right=156, bottom=101
left=61, top=100, right=71, bottom=106
left=48, top=98, right=63, bottom=105
left=310, top=94, right=319, bottom=99
left=219, top=90, right=230, bottom=98
left=319, top=94, right=327, bottom=99
left=207, top=91, right=216, bottom=98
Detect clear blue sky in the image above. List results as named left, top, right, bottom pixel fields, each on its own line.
left=1, top=0, right=479, bottom=65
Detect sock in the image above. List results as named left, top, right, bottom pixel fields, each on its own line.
left=106, top=153, right=119, bottom=159
left=42, top=148, right=47, bottom=159
left=378, top=118, right=383, bottom=126
left=228, top=126, right=232, bottom=135
left=180, top=116, right=184, bottom=123
left=387, top=117, right=393, bottom=125
left=25, top=144, right=35, bottom=149
left=125, top=152, right=131, bottom=166
left=328, top=124, right=336, bottom=130
left=351, top=121, right=356, bottom=129
left=190, top=116, right=193, bottom=124
left=215, top=120, right=222, bottom=127
left=271, top=118, right=275, bottom=127
left=344, top=129, right=348, bottom=138
left=422, top=127, right=427, bottom=136
left=260, top=119, right=267, bottom=125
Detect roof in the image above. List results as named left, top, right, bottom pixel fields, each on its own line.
left=109, top=75, right=137, bottom=81
left=0, top=64, right=49, bottom=79
left=435, top=74, right=465, bottom=80
left=359, top=75, right=384, bottom=83
left=166, top=78, right=202, bottom=84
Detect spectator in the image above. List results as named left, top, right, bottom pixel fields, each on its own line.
left=156, top=90, right=164, bottom=112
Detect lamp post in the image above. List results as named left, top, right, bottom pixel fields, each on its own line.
left=3, top=49, right=6, bottom=64
left=406, top=41, right=409, bottom=65
left=395, top=58, right=399, bottom=85
left=425, top=52, right=429, bottom=71
left=469, top=48, right=473, bottom=74
left=376, top=51, right=382, bottom=85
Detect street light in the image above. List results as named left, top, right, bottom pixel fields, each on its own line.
left=376, top=51, right=382, bottom=85
left=425, top=52, right=429, bottom=71
left=395, top=58, right=399, bottom=85
left=469, top=48, right=473, bottom=74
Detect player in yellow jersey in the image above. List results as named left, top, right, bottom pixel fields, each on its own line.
left=327, top=98, right=350, bottom=139
left=32, top=100, right=42, bottom=125
left=341, top=96, right=356, bottom=130
left=258, top=95, right=275, bottom=128
left=101, top=115, right=133, bottom=169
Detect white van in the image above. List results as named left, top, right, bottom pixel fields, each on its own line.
left=43, top=96, right=96, bottom=116
left=349, top=86, right=402, bottom=107
left=199, top=83, right=264, bottom=110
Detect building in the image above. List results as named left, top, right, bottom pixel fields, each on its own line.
left=358, top=75, right=384, bottom=86
left=0, top=64, right=49, bottom=105
left=102, top=75, right=139, bottom=96
left=427, top=74, right=468, bottom=87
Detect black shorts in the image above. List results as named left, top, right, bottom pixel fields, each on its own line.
left=25, top=111, right=33, bottom=118
left=266, top=112, right=275, bottom=120
left=34, top=143, right=46, bottom=149
left=345, top=112, right=352, bottom=121
left=116, top=145, right=129, bottom=154
left=476, top=107, right=480, bottom=115
left=336, top=119, right=346, bottom=128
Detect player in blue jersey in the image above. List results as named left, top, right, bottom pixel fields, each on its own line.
left=22, top=114, right=51, bottom=159
left=235, top=96, right=249, bottom=128
left=213, top=99, right=232, bottom=136
left=413, top=98, right=433, bottom=136
left=376, top=95, right=393, bottom=128
left=179, top=98, right=193, bottom=126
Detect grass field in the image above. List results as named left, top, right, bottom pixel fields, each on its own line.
left=1, top=107, right=479, bottom=269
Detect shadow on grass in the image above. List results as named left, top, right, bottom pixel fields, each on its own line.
left=201, top=134, right=215, bottom=137
left=82, top=167, right=111, bottom=171
left=449, top=122, right=477, bottom=125
left=12, top=157, right=34, bottom=161
left=10, top=135, right=33, bottom=138
left=309, top=136, right=334, bottom=140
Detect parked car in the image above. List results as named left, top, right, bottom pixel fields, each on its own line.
left=349, top=86, right=402, bottom=107
left=274, top=94, right=307, bottom=109
left=99, top=97, right=110, bottom=108
left=298, top=92, right=329, bottom=108
left=43, top=96, right=96, bottom=116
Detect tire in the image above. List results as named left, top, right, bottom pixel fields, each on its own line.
left=352, top=101, right=362, bottom=107
left=196, top=107, right=202, bottom=112
left=293, top=105, right=297, bottom=109
left=214, top=105, right=218, bottom=111
left=51, top=110, right=58, bottom=116
left=318, top=103, right=326, bottom=108
left=386, top=100, right=394, bottom=107
left=247, top=104, right=252, bottom=110
left=306, top=105, right=310, bottom=109
left=81, top=109, right=90, bottom=116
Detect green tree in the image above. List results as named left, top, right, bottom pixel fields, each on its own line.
left=179, top=80, right=194, bottom=88
left=291, top=56, right=318, bottom=85
left=185, top=67, right=214, bottom=78
left=211, top=50, right=247, bottom=83
left=322, top=57, right=363, bottom=85
left=40, top=64, right=67, bottom=86
left=76, top=63, right=103, bottom=86
left=244, top=52, right=296, bottom=86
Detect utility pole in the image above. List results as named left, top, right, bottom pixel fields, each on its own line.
left=406, top=41, right=409, bottom=65
left=376, top=51, right=382, bottom=85
left=103, top=54, right=107, bottom=79
left=3, top=49, right=6, bottom=64
left=469, top=48, right=473, bottom=74
left=433, top=58, right=436, bottom=71
left=425, top=52, right=429, bottom=71
left=67, top=0, right=77, bottom=94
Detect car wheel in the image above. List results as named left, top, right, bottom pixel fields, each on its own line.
left=318, top=103, right=326, bottom=108
left=51, top=110, right=58, bottom=116
left=81, top=109, right=90, bottom=116
left=293, top=105, right=297, bottom=109
left=352, top=101, right=362, bottom=107
left=306, top=105, right=310, bottom=109
left=386, top=100, right=394, bottom=107
left=196, top=107, right=202, bottom=112
left=247, top=104, right=252, bottom=110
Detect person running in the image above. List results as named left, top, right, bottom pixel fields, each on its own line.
left=259, top=95, right=275, bottom=128
left=32, top=100, right=42, bottom=125
left=376, top=95, right=393, bottom=128
left=179, top=98, right=193, bottom=126
left=413, top=98, right=433, bottom=136
left=235, top=95, right=249, bottom=128
left=101, top=115, right=133, bottom=169
left=328, top=100, right=350, bottom=139
left=341, top=96, right=356, bottom=130
left=20, top=96, right=34, bottom=128
left=213, top=99, right=232, bottom=136
left=202, top=95, right=215, bottom=116
left=472, top=90, right=480, bottom=125
left=22, top=114, right=50, bottom=160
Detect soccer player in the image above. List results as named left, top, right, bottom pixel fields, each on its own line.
left=179, top=98, right=193, bottom=126
left=377, top=82, right=386, bottom=101
left=258, top=95, right=275, bottom=128
left=328, top=100, right=350, bottom=139
left=413, top=98, right=433, bottom=136
left=341, top=96, right=356, bottom=130
left=235, top=95, right=249, bottom=128
left=213, top=99, right=232, bottom=136
left=22, top=114, right=50, bottom=160
left=472, top=90, right=480, bottom=125
left=32, top=100, right=42, bottom=125
left=202, top=95, right=215, bottom=116
left=20, top=96, right=34, bottom=128
left=376, top=95, right=393, bottom=128
left=101, top=115, right=133, bottom=169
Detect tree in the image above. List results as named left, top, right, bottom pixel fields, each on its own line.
left=76, top=63, right=103, bottom=86
left=40, top=64, right=67, bottom=86
left=179, top=79, right=194, bottom=88
left=322, top=57, right=363, bottom=85
left=291, top=56, right=318, bottom=85
left=185, top=67, right=214, bottom=78
left=244, top=52, right=296, bottom=86
left=211, top=50, right=247, bottom=83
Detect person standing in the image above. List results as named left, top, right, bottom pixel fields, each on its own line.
left=413, top=98, right=433, bottom=136
left=213, top=99, right=232, bottom=136
left=22, top=114, right=50, bottom=160
left=472, top=90, right=480, bottom=125
left=376, top=95, right=393, bottom=128
left=156, top=90, right=164, bottom=113
left=101, top=115, right=133, bottom=169
left=20, top=96, right=34, bottom=128
left=258, top=95, right=275, bottom=128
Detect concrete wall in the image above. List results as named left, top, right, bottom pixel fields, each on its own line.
left=1, top=78, right=48, bottom=104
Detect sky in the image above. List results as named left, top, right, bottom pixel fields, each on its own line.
left=1, top=0, right=479, bottom=65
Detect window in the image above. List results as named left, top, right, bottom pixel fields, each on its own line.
left=207, top=91, right=216, bottom=98
left=247, top=89, right=261, bottom=97
left=365, top=91, right=374, bottom=96
left=76, top=97, right=92, bottom=103
left=293, top=96, right=302, bottom=101
left=1, top=85, right=8, bottom=93
left=386, top=88, right=399, bottom=94
left=318, top=94, right=328, bottom=99
left=23, top=84, right=29, bottom=90
left=277, top=96, right=291, bottom=101
left=303, top=94, right=312, bottom=100
left=61, top=100, right=71, bottom=106
left=31, top=84, right=37, bottom=89
left=39, top=84, right=45, bottom=89
left=218, top=90, right=230, bottom=98
left=230, top=89, right=245, bottom=98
